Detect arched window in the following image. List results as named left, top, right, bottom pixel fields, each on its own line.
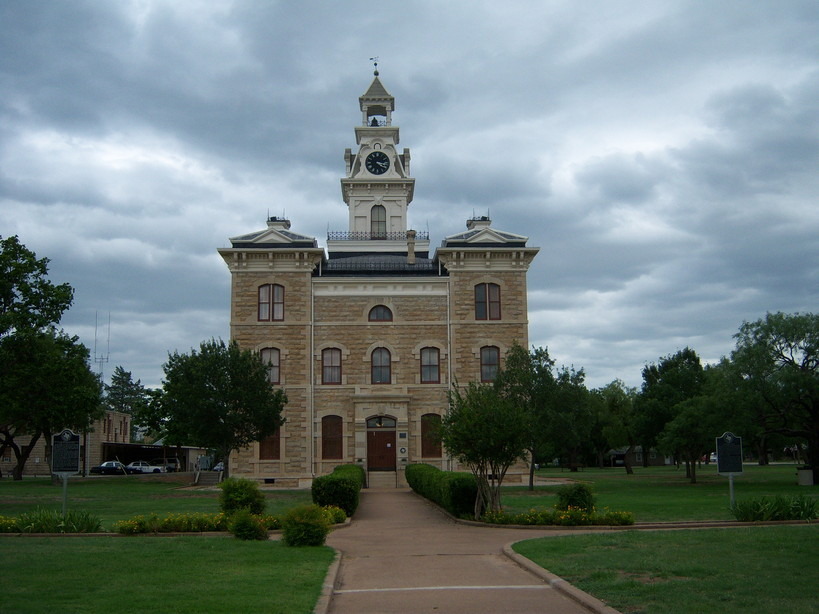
left=474, top=283, right=501, bottom=320
left=260, top=347, right=280, bottom=385
left=322, top=415, right=343, bottom=459
left=322, top=348, right=342, bottom=384
left=368, top=305, right=393, bottom=321
left=258, top=284, right=284, bottom=321
left=421, top=414, right=442, bottom=457
left=259, top=428, right=280, bottom=460
left=371, top=347, right=391, bottom=384
left=420, top=347, right=440, bottom=383
left=371, top=204, right=386, bottom=238
left=480, top=346, right=500, bottom=382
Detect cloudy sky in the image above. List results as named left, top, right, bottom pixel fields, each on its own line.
left=2, top=0, right=817, bottom=390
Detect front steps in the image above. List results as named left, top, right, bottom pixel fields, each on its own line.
left=367, top=471, right=397, bottom=489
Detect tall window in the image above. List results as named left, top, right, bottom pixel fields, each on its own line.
left=474, top=283, right=501, bottom=320
left=421, top=414, right=442, bottom=457
left=368, top=305, right=393, bottom=321
left=322, top=415, right=343, bottom=459
left=259, top=428, right=281, bottom=460
left=260, top=347, right=280, bottom=385
left=258, top=284, right=284, bottom=321
left=371, top=205, right=386, bottom=238
left=420, top=347, right=440, bottom=383
left=322, top=348, right=341, bottom=385
left=371, top=347, right=391, bottom=384
left=480, top=346, right=500, bottom=382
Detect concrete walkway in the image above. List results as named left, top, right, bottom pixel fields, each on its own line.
left=321, top=488, right=619, bottom=614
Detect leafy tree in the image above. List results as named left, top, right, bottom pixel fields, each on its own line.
left=0, top=235, right=73, bottom=338
left=0, top=328, right=103, bottom=479
left=157, top=339, right=287, bottom=477
left=599, top=380, right=639, bottom=474
left=548, top=365, right=593, bottom=471
left=493, top=343, right=556, bottom=490
left=732, top=312, right=819, bottom=483
left=0, top=237, right=100, bottom=479
left=105, top=366, right=150, bottom=441
left=635, top=347, right=705, bottom=476
left=441, top=381, right=529, bottom=519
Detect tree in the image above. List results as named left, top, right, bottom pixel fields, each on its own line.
left=732, top=312, right=819, bottom=483
left=548, top=365, right=593, bottom=471
left=493, top=343, right=556, bottom=490
left=105, top=366, right=150, bottom=441
left=158, top=339, right=287, bottom=476
left=0, top=235, right=73, bottom=338
left=0, top=328, right=103, bottom=479
left=635, top=347, right=705, bottom=475
left=441, top=381, right=529, bottom=519
left=599, top=380, right=639, bottom=474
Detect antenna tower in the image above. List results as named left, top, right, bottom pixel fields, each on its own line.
left=94, top=311, right=111, bottom=381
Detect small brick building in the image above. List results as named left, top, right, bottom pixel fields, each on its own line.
left=218, top=73, right=538, bottom=487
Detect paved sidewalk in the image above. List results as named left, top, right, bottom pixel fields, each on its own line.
left=322, top=488, right=620, bottom=614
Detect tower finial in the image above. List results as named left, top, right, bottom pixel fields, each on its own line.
left=369, top=56, right=379, bottom=76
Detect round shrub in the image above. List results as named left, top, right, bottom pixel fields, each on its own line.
left=555, top=483, right=596, bottom=513
left=218, top=477, right=266, bottom=515
left=282, top=504, right=331, bottom=546
left=322, top=505, right=347, bottom=524
left=229, top=509, right=269, bottom=541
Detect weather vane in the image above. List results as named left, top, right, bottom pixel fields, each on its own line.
left=370, top=56, right=379, bottom=76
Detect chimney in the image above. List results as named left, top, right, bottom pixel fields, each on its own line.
left=406, top=230, right=416, bottom=265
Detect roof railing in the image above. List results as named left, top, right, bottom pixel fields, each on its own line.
left=327, top=231, right=429, bottom=241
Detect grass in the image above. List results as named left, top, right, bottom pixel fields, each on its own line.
left=0, top=476, right=313, bottom=528
left=0, top=537, right=335, bottom=614
left=513, top=525, right=819, bottom=614
left=501, top=464, right=817, bottom=522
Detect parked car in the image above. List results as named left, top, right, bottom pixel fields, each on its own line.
left=151, top=458, right=181, bottom=473
left=126, top=460, right=166, bottom=474
left=212, top=462, right=224, bottom=472
left=90, top=461, right=134, bottom=475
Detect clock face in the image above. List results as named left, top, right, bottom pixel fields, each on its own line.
left=365, top=151, right=390, bottom=175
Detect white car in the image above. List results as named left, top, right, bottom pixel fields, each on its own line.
left=126, top=460, right=166, bottom=474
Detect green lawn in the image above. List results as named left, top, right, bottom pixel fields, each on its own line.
left=502, top=464, right=816, bottom=522
left=0, top=537, right=334, bottom=614
left=0, top=475, right=313, bottom=528
left=513, top=525, right=819, bottom=614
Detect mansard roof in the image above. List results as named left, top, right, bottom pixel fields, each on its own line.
left=228, top=217, right=318, bottom=249
left=440, top=217, right=529, bottom=248
left=320, top=253, right=439, bottom=276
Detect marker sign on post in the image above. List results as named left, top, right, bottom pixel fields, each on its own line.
left=52, top=429, right=81, bottom=474
left=716, top=431, right=742, bottom=507
left=52, top=429, right=80, bottom=517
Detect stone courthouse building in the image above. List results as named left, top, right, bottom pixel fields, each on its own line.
left=218, top=72, right=538, bottom=487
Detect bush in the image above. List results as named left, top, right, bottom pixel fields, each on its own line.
left=219, top=478, right=266, bottom=515
left=730, top=495, right=818, bottom=522
left=14, top=508, right=102, bottom=533
left=555, top=483, right=596, bottom=513
left=114, top=512, right=228, bottom=534
left=282, top=505, right=331, bottom=546
left=405, top=463, right=478, bottom=518
left=229, top=509, right=269, bottom=541
left=482, top=507, right=634, bottom=526
left=322, top=505, right=347, bottom=525
left=312, top=465, right=365, bottom=516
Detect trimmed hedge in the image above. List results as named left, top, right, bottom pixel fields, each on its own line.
left=405, top=463, right=478, bottom=518
left=311, top=464, right=366, bottom=516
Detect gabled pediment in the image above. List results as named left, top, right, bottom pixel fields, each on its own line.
left=442, top=219, right=529, bottom=247
left=228, top=218, right=318, bottom=248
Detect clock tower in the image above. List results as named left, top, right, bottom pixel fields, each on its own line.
left=332, top=70, right=427, bottom=257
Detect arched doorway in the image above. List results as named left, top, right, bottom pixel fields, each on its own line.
left=366, top=415, right=396, bottom=471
